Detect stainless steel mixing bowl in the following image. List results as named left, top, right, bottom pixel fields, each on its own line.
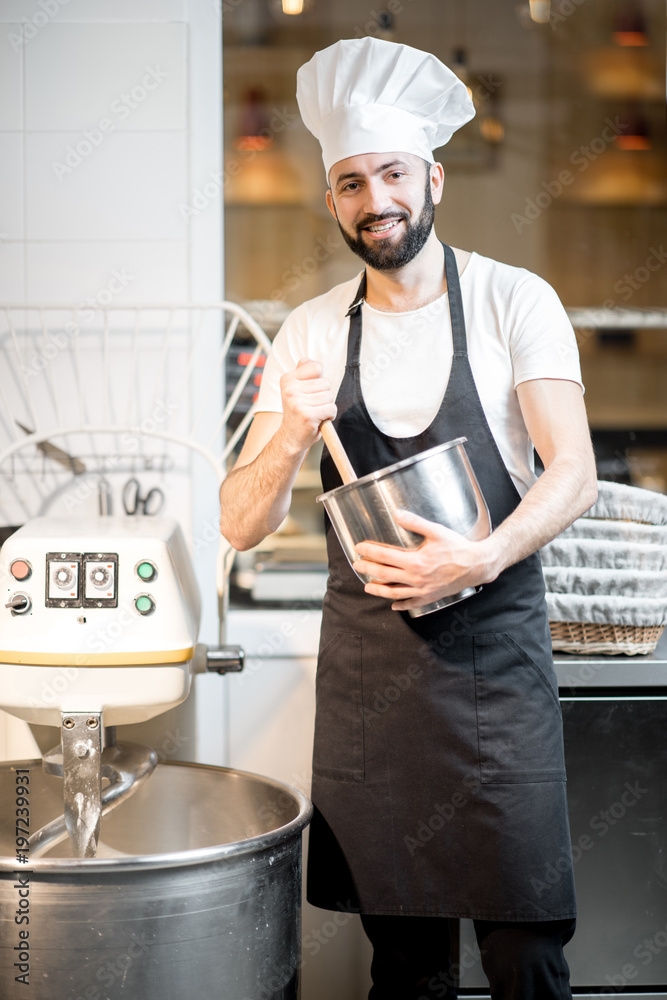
left=318, top=436, right=491, bottom=616
left=0, top=760, right=312, bottom=1000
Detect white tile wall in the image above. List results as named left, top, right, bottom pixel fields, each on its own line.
left=0, top=244, right=24, bottom=300
left=2, top=2, right=218, bottom=309
left=26, top=240, right=188, bottom=302
left=0, top=1, right=186, bottom=23
left=25, top=23, right=187, bottom=131
left=0, top=133, right=24, bottom=239
left=0, top=28, right=22, bottom=130
left=0, top=2, right=225, bottom=767
left=58, top=0, right=187, bottom=19
left=26, top=131, right=188, bottom=241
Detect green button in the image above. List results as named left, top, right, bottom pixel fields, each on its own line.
left=137, top=561, right=155, bottom=581
left=135, top=595, right=154, bottom=615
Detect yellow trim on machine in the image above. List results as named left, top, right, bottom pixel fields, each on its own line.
left=0, top=647, right=196, bottom=667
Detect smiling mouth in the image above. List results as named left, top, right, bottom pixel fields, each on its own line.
left=362, top=219, right=403, bottom=237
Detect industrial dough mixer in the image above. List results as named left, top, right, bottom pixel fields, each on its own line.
left=0, top=301, right=311, bottom=1000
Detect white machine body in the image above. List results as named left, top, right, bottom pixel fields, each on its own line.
left=0, top=517, right=201, bottom=726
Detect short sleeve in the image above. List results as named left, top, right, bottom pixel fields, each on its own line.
left=255, top=306, right=309, bottom=413
left=508, top=274, right=584, bottom=391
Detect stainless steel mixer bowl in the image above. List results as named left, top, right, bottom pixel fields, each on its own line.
left=318, top=436, right=491, bottom=617
left=0, top=760, right=312, bottom=1000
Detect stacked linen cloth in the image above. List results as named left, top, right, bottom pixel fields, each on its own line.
left=541, top=480, right=667, bottom=654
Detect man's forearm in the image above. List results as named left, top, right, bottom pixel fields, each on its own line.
left=219, top=428, right=308, bottom=551
left=483, top=453, right=598, bottom=581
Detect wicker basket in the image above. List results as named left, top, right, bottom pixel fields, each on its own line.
left=549, top=620, right=665, bottom=656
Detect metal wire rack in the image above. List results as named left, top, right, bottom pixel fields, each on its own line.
left=0, top=302, right=273, bottom=635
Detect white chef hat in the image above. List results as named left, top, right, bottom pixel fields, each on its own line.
left=296, top=37, right=476, bottom=179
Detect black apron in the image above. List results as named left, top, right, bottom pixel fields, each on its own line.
left=307, top=244, right=576, bottom=921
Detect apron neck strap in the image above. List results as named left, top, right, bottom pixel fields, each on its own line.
left=346, top=273, right=366, bottom=317
left=345, top=273, right=366, bottom=368
left=442, top=243, right=469, bottom=358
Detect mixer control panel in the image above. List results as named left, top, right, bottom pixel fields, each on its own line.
left=46, top=553, right=81, bottom=607
left=45, top=552, right=118, bottom=608
left=0, top=517, right=202, bottom=728
left=83, top=553, right=118, bottom=609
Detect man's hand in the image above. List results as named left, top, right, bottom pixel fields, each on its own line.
left=220, top=357, right=337, bottom=550
left=353, top=509, right=501, bottom=612
left=278, top=358, right=337, bottom=453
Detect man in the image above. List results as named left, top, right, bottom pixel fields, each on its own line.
left=220, top=37, right=597, bottom=1000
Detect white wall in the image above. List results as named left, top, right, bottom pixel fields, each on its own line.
left=0, top=0, right=226, bottom=761
left=0, top=0, right=223, bottom=305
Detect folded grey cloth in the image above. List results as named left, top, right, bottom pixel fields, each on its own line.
left=543, top=565, right=667, bottom=600
left=541, top=537, right=667, bottom=572
left=546, top=593, right=667, bottom=628
left=557, top=519, right=667, bottom=545
left=582, top=479, right=667, bottom=526
left=541, top=481, right=667, bottom=627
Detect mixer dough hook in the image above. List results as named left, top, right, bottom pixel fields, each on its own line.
left=28, top=714, right=158, bottom=859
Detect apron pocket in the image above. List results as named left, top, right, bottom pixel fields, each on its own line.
left=313, top=631, right=364, bottom=782
left=473, top=632, right=566, bottom=784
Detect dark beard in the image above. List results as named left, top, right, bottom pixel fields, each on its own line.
left=336, top=172, right=435, bottom=271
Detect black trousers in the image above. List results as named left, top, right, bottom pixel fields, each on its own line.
left=360, top=914, right=576, bottom=1000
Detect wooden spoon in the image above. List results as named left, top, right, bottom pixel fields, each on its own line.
left=320, top=420, right=358, bottom=485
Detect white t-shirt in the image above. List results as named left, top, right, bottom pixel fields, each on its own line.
left=255, top=250, right=583, bottom=496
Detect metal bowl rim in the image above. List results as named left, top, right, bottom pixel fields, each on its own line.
left=316, top=436, right=468, bottom=502
left=0, top=759, right=313, bottom=873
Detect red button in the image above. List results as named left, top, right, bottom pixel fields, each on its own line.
left=10, top=560, right=31, bottom=581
